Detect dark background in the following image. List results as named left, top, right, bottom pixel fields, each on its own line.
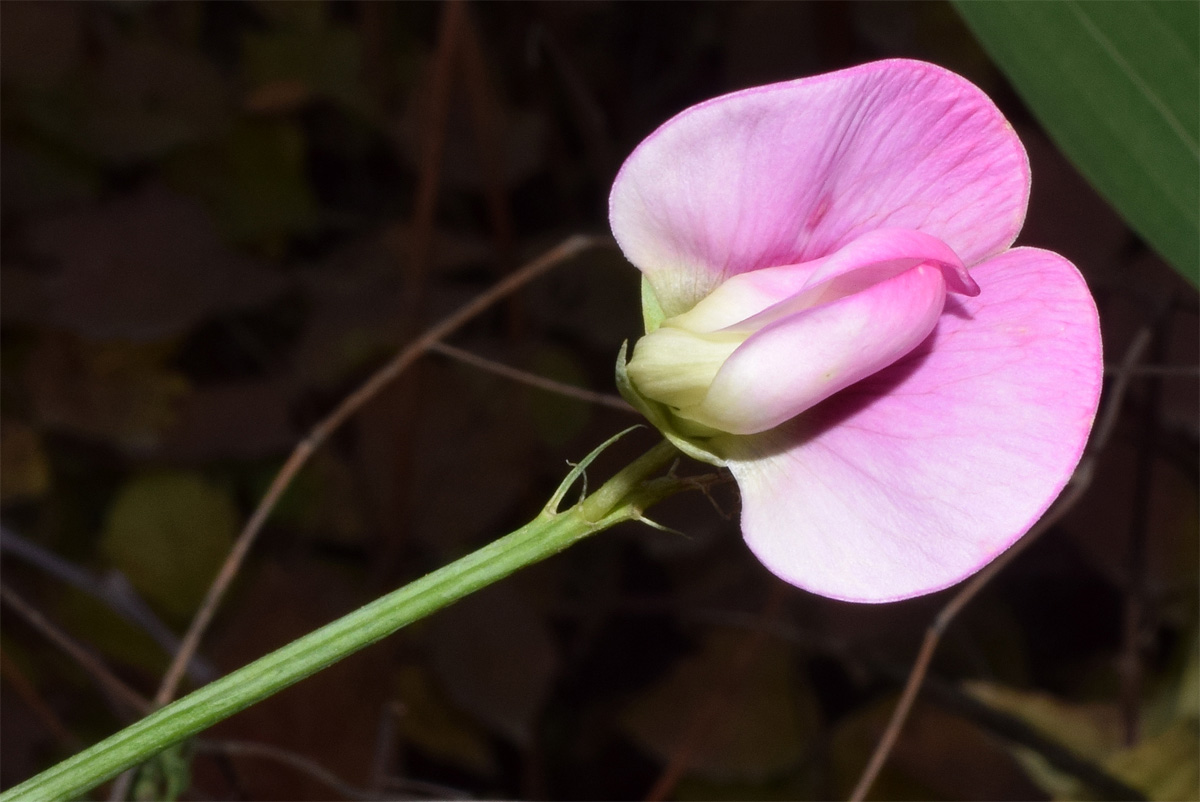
left=2, top=2, right=1196, bottom=800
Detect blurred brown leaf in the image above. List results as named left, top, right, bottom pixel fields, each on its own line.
left=204, top=561, right=386, bottom=800
left=27, top=185, right=286, bottom=341
left=401, top=361, right=537, bottom=552
left=967, top=680, right=1200, bottom=801
left=26, top=333, right=190, bottom=451
left=1107, top=721, right=1200, bottom=802
left=162, top=120, right=319, bottom=250
left=160, top=378, right=297, bottom=463
left=292, top=231, right=488, bottom=386
left=1064, top=437, right=1200, bottom=600
left=393, top=663, right=497, bottom=776
left=393, top=73, right=548, bottom=190
left=0, top=142, right=98, bottom=215
left=831, top=694, right=1042, bottom=801
left=19, top=37, right=230, bottom=163
left=242, top=12, right=371, bottom=116
left=0, top=2, right=83, bottom=91
left=0, top=419, right=51, bottom=503
left=621, top=630, right=819, bottom=783
left=427, top=584, right=558, bottom=747
left=266, top=451, right=369, bottom=547
left=966, top=681, right=1123, bottom=766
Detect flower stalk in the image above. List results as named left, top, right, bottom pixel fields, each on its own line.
left=2, top=435, right=682, bottom=802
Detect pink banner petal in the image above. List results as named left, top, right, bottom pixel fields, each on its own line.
left=721, top=248, right=1101, bottom=602
left=610, top=60, right=1028, bottom=317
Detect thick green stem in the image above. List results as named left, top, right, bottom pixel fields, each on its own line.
left=3, top=439, right=681, bottom=802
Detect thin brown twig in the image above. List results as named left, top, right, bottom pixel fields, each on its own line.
left=362, top=0, right=462, bottom=589
left=0, top=647, right=81, bottom=748
left=847, top=479, right=1092, bottom=802
left=1093, top=329, right=1155, bottom=453
left=369, top=705, right=396, bottom=795
left=407, top=0, right=465, bottom=310
left=458, top=3, right=516, bottom=273
left=428, top=340, right=636, bottom=412
left=194, top=738, right=472, bottom=802
left=459, top=3, right=527, bottom=343
left=0, top=585, right=151, bottom=717
left=194, top=739, right=386, bottom=802
left=155, top=234, right=606, bottom=707
left=0, top=526, right=216, bottom=684
left=105, top=769, right=134, bottom=802
left=379, top=775, right=474, bottom=801
left=849, top=327, right=1154, bottom=802
left=549, top=597, right=1141, bottom=799
left=1119, top=319, right=1169, bottom=746
left=359, top=1, right=393, bottom=110
left=528, top=23, right=616, bottom=178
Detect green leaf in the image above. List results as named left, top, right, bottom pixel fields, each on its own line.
left=1106, top=721, right=1200, bottom=802
left=101, top=473, right=237, bottom=621
left=131, top=743, right=190, bottom=802
left=953, top=0, right=1199, bottom=286
left=965, top=680, right=1122, bottom=799
left=0, top=419, right=51, bottom=502
left=1175, top=622, right=1200, bottom=724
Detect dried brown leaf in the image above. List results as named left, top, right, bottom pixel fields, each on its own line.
left=0, top=419, right=51, bottom=503
left=427, top=584, right=558, bottom=747
left=25, top=333, right=189, bottom=451
left=28, top=185, right=286, bottom=341
left=621, top=630, right=819, bottom=783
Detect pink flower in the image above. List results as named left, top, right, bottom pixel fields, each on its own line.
left=611, top=59, right=1103, bottom=603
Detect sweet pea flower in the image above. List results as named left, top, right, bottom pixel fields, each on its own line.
left=611, top=59, right=1103, bottom=603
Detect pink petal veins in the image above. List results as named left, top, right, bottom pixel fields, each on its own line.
left=610, top=59, right=1028, bottom=317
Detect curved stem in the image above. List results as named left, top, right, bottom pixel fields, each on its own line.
left=157, top=234, right=605, bottom=707
left=3, top=439, right=680, bottom=802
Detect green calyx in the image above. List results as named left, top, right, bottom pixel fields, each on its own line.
left=617, top=277, right=730, bottom=468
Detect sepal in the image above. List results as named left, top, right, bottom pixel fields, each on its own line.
left=615, top=341, right=727, bottom=468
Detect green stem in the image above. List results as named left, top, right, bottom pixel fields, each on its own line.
left=4, top=439, right=681, bottom=802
